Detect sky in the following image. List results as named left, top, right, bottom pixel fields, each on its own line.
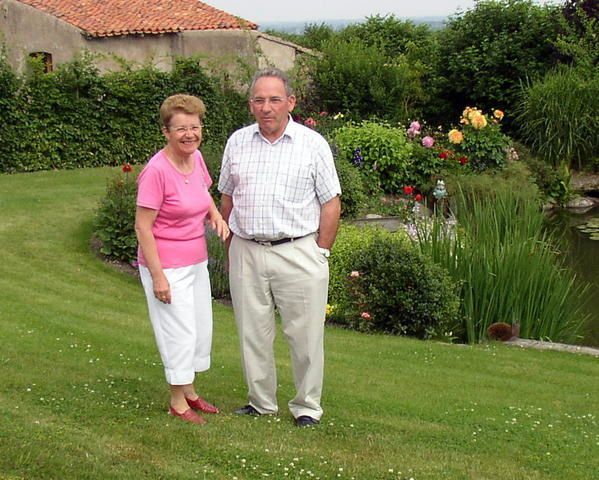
left=205, top=0, right=557, bottom=23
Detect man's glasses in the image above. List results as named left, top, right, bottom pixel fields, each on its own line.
left=250, top=96, right=287, bottom=107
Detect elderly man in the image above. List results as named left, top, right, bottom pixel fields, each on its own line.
left=218, top=68, right=341, bottom=427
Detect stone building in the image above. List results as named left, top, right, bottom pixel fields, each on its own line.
left=0, top=0, right=311, bottom=73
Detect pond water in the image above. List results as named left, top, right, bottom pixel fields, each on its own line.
left=545, top=206, right=599, bottom=347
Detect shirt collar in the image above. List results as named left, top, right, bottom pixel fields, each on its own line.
left=252, top=115, right=297, bottom=144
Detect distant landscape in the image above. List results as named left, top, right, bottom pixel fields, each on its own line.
left=258, top=16, right=447, bottom=33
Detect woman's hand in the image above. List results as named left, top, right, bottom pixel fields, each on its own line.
left=152, top=272, right=171, bottom=304
left=210, top=215, right=230, bottom=242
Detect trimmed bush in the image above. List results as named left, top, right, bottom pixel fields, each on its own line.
left=334, top=121, right=413, bottom=194
left=0, top=53, right=250, bottom=173
left=337, top=233, right=460, bottom=340
left=328, top=225, right=397, bottom=314
left=328, top=224, right=460, bottom=340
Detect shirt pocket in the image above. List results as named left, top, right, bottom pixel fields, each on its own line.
left=275, top=163, right=314, bottom=204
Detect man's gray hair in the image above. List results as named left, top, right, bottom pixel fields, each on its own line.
left=249, top=68, right=294, bottom=97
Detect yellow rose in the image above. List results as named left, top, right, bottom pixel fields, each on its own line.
left=448, top=129, right=464, bottom=144
left=467, top=108, right=482, bottom=121
left=470, top=112, right=488, bottom=129
left=493, top=109, right=504, bottom=120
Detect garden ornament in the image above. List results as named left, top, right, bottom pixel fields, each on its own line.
left=433, top=180, right=447, bottom=201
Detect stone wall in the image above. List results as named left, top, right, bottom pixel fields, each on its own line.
left=0, top=0, right=311, bottom=73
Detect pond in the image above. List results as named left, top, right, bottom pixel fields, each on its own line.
left=545, top=206, right=599, bottom=347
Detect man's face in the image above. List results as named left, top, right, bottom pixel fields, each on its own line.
left=249, top=76, right=296, bottom=141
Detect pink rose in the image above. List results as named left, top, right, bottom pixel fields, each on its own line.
left=422, top=136, right=435, bottom=148
left=360, top=312, right=371, bottom=320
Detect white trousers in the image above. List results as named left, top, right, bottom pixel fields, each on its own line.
left=229, top=234, right=329, bottom=420
left=140, top=261, right=212, bottom=385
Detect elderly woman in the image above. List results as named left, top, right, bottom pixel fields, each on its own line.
left=135, top=94, right=229, bottom=425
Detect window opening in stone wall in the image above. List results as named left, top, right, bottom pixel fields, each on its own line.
left=29, top=52, right=53, bottom=73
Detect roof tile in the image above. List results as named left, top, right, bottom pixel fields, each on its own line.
left=17, top=0, right=257, bottom=37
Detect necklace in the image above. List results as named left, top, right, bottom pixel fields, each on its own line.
left=164, top=150, right=193, bottom=184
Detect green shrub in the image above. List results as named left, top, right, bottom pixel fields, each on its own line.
left=328, top=225, right=395, bottom=314
left=310, top=39, right=424, bottom=123
left=94, top=169, right=138, bottom=263
left=516, top=66, right=599, bottom=170
left=0, top=47, right=22, bottom=172
left=333, top=156, right=368, bottom=219
left=434, top=0, right=561, bottom=125
left=337, top=233, right=460, bottom=340
left=557, top=0, right=599, bottom=69
left=206, top=231, right=229, bottom=299
left=0, top=53, right=250, bottom=173
left=520, top=147, right=573, bottom=204
left=339, top=14, right=435, bottom=61
left=443, top=160, right=540, bottom=208
left=334, top=121, right=413, bottom=193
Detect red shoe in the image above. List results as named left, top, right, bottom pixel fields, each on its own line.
left=168, top=406, right=206, bottom=424
left=186, top=396, right=220, bottom=414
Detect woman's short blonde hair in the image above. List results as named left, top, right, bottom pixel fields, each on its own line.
left=160, top=94, right=206, bottom=127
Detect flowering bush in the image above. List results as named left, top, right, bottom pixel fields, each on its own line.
left=449, top=107, right=512, bottom=171
left=338, top=234, right=460, bottom=339
left=404, top=120, right=467, bottom=187
left=94, top=166, right=138, bottom=263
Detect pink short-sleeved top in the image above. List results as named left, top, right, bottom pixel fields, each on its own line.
left=136, top=149, right=213, bottom=268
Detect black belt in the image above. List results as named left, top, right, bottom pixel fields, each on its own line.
left=250, top=235, right=306, bottom=246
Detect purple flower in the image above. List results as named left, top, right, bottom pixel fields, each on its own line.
left=422, top=136, right=435, bottom=148
left=352, top=148, right=364, bottom=167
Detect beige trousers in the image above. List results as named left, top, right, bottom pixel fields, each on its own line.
left=229, top=233, right=329, bottom=420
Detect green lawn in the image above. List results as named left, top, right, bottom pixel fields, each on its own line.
left=0, top=168, right=597, bottom=480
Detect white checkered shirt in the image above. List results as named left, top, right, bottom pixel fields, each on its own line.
left=218, top=118, right=341, bottom=241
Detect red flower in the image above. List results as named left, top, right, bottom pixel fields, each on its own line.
left=319, top=111, right=328, bottom=117
left=403, top=185, right=414, bottom=195
left=122, top=163, right=132, bottom=173
left=459, top=156, right=468, bottom=165
left=415, top=193, right=423, bottom=202
left=439, top=151, right=449, bottom=160
left=304, top=117, right=317, bottom=128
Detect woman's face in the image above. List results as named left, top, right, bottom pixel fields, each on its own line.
left=163, top=112, right=202, bottom=159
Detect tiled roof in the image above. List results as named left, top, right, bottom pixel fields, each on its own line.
left=17, top=0, right=257, bottom=37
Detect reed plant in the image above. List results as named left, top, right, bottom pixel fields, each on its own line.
left=416, top=187, right=589, bottom=343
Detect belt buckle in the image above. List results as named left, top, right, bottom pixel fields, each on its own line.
left=255, top=239, right=272, bottom=247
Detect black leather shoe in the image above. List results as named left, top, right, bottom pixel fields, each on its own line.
left=234, top=404, right=261, bottom=416
left=295, top=415, right=319, bottom=427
